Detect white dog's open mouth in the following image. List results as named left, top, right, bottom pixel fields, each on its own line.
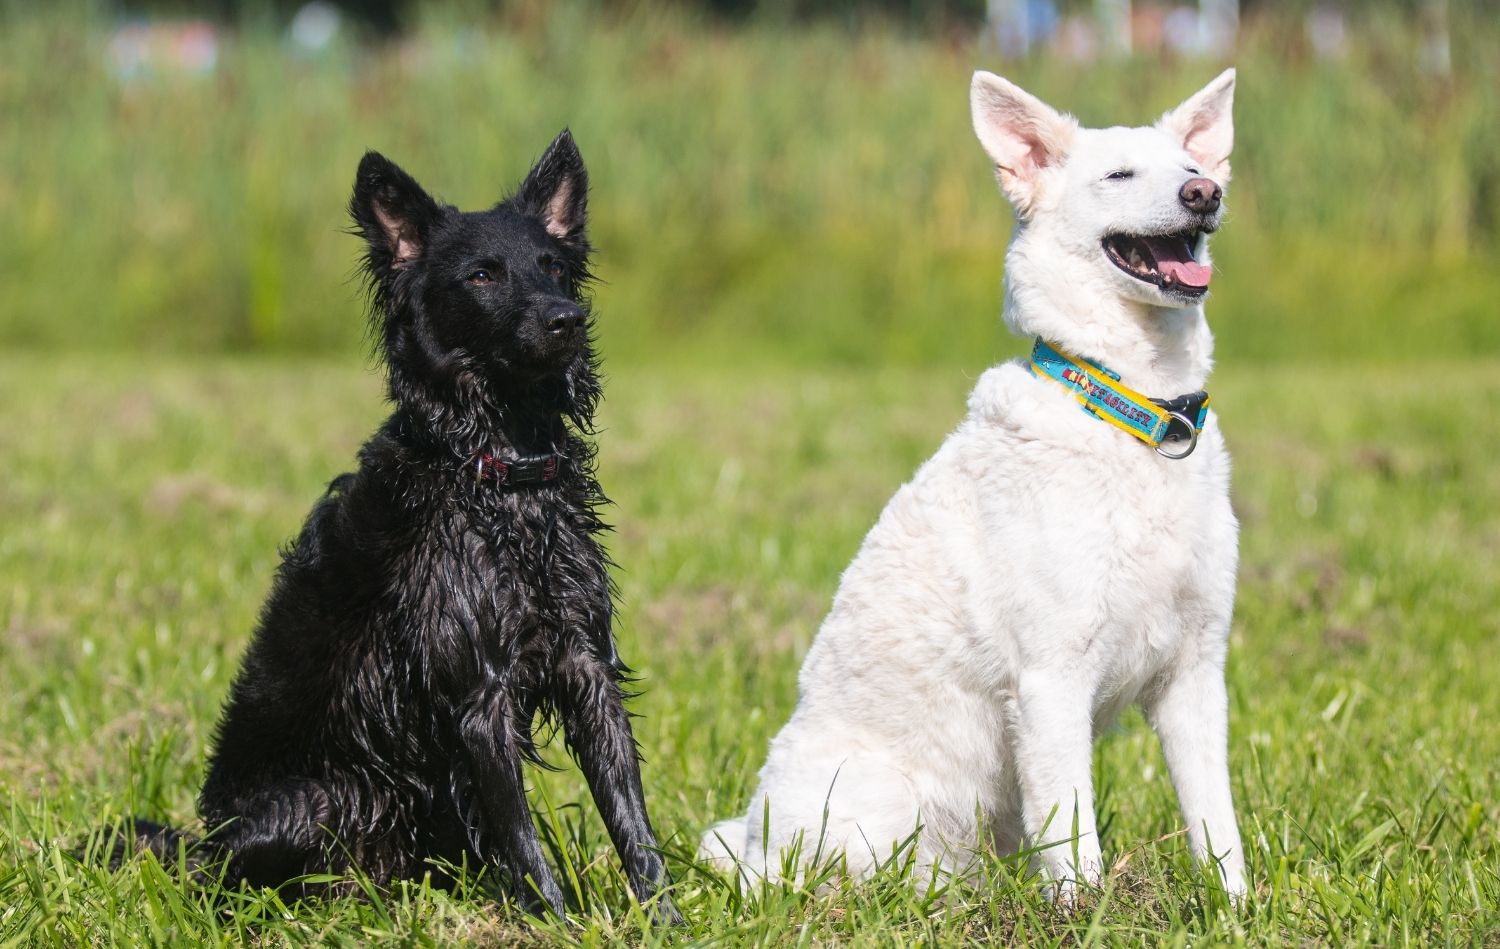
left=1102, top=231, right=1211, bottom=296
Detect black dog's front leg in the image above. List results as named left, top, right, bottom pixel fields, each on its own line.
left=458, top=682, right=567, bottom=916
left=557, top=652, right=682, bottom=925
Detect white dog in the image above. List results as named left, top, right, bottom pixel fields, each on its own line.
left=702, top=69, right=1245, bottom=901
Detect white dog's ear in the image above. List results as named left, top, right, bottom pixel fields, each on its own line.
left=970, top=71, right=1077, bottom=215
left=1159, top=68, right=1235, bottom=181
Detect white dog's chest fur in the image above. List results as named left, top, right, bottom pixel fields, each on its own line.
left=787, top=361, right=1237, bottom=844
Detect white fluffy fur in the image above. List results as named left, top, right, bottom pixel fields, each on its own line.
left=701, top=69, right=1245, bottom=901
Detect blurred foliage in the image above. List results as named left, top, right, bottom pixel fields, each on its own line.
left=0, top=1, right=1497, bottom=366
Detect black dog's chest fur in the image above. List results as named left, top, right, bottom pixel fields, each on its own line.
left=389, top=447, right=615, bottom=699
left=207, top=432, right=607, bottom=769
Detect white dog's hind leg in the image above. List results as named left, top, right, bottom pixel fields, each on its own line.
left=729, top=751, right=928, bottom=884
left=1014, top=670, right=1104, bottom=903
left=1145, top=661, right=1246, bottom=899
left=699, top=818, right=749, bottom=873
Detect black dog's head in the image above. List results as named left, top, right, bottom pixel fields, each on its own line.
left=350, top=131, right=599, bottom=436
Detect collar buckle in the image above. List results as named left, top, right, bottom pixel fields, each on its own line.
left=506, top=455, right=559, bottom=484
left=472, top=452, right=562, bottom=487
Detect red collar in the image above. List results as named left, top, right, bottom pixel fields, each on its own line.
left=471, top=452, right=563, bottom=486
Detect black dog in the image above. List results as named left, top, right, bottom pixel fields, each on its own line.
left=121, top=131, right=677, bottom=921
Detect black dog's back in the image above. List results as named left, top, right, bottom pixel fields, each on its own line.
left=115, top=132, right=677, bottom=921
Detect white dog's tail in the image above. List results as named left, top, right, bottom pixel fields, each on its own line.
left=698, top=817, right=748, bottom=871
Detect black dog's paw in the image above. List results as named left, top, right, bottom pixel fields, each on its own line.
left=89, top=817, right=203, bottom=873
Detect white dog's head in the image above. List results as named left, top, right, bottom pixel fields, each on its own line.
left=971, top=69, right=1235, bottom=322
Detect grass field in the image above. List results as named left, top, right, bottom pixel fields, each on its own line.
left=1, top=352, right=1496, bottom=944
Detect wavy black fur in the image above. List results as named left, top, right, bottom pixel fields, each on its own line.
left=112, top=130, right=678, bottom=922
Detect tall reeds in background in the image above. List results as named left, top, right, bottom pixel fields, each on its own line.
left=2, top=2, right=1496, bottom=365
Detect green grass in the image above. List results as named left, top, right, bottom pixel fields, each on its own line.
left=2, top=3, right=1499, bottom=364
left=1, top=352, right=1496, bottom=944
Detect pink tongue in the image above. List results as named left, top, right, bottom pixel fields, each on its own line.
left=1143, top=236, right=1212, bottom=288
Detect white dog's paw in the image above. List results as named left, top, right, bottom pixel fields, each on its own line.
left=1041, top=857, right=1103, bottom=908
left=1221, top=869, right=1247, bottom=907
left=1047, top=876, right=1082, bottom=907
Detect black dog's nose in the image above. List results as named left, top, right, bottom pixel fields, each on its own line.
left=545, top=304, right=584, bottom=336
left=1179, top=177, right=1222, bottom=214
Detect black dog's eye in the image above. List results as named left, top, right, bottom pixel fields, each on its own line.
left=1105, top=170, right=1134, bottom=181
left=465, top=269, right=494, bottom=284
left=545, top=260, right=565, bottom=280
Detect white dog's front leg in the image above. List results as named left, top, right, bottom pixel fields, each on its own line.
left=1145, top=661, right=1246, bottom=899
left=1014, top=671, right=1103, bottom=902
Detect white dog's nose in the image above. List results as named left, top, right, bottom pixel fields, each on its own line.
left=1180, top=177, right=1222, bottom=214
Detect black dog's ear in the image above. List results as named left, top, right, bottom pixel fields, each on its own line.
left=512, top=129, right=588, bottom=243
left=350, top=152, right=440, bottom=275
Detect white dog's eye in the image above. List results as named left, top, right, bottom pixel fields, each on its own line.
left=1105, top=170, right=1134, bottom=181
left=1186, top=166, right=1201, bottom=175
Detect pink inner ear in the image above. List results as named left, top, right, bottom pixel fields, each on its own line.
left=1023, top=136, right=1056, bottom=176
left=392, top=233, right=419, bottom=264
left=991, top=119, right=1071, bottom=196
left=374, top=205, right=420, bottom=265
left=1184, top=123, right=1231, bottom=177
left=1160, top=74, right=1234, bottom=178
left=543, top=178, right=574, bottom=239
left=979, top=102, right=1073, bottom=185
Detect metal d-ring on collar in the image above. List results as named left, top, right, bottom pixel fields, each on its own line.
left=1155, top=411, right=1200, bottom=459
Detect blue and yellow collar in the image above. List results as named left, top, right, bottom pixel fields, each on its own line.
left=1029, top=338, right=1210, bottom=459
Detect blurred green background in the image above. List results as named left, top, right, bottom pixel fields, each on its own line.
left=3, top=0, right=1497, bottom=367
